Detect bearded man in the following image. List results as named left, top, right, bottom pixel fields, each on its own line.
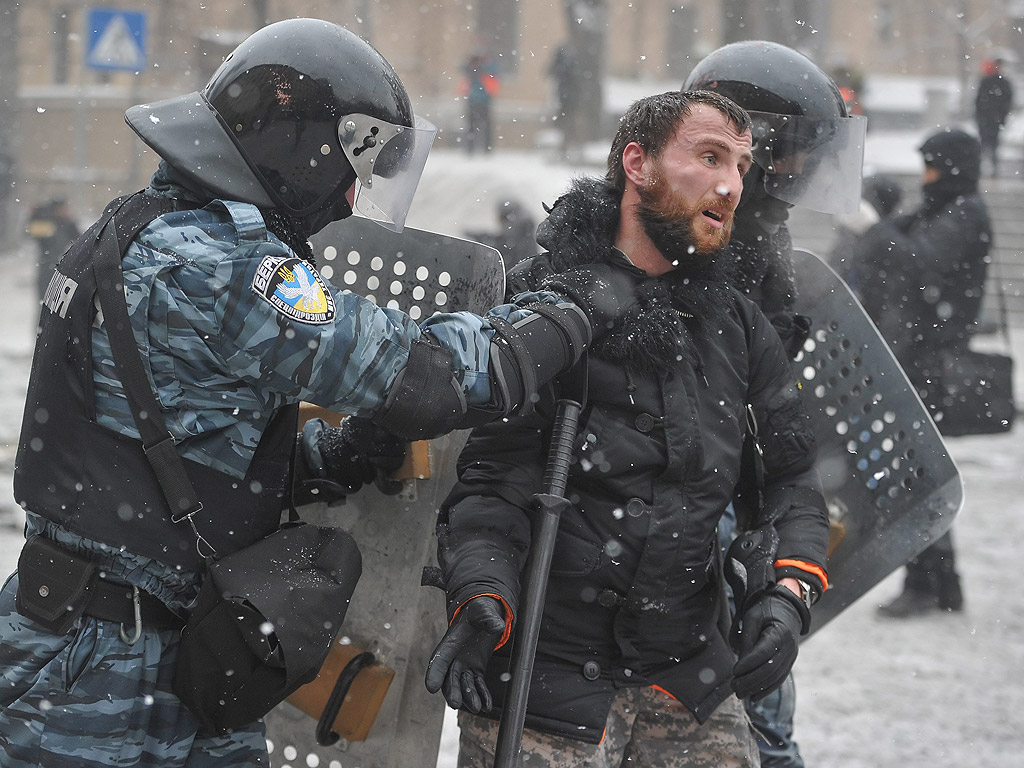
left=423, top=90, right=830, bottom=768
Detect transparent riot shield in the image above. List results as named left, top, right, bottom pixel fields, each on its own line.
left=790, top=249, right=965, bottom=634
left=264, top=215, right=505, bottom=767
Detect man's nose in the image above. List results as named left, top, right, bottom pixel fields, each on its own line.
left=716, top=169, right=744, bottom=207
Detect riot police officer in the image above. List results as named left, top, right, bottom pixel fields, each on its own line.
left=1, top=19, right=633, bottom=766
left=684, top=40, right=867, bottom=768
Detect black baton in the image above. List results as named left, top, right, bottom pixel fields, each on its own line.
left=493, top=390, right=582, bottom=767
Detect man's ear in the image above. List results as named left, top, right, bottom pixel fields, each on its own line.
left=622, top=142, right=648, bottom=187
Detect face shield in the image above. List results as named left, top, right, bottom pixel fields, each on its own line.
left=748, top=111, right=867, bottom=215
left=339, top=113, right=437, bottom=232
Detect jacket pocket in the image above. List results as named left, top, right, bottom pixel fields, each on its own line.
left=573, top=405, right=666, bottom=483
left=548, top=527, right=605, bottom=577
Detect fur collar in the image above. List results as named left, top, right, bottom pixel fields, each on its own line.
left=537, top=177, right=734, bottom=372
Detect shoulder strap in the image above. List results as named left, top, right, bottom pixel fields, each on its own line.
left=90, top=194, right=210, bottom=541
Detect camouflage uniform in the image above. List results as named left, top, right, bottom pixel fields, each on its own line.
left=456, top=688, right=759, bottom=768
left=2, top=173, right=564, bottom=766
left=0, top=573, right=267, bottom=767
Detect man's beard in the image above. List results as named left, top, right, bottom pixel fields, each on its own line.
left=636, top=174, right=730, bottom=271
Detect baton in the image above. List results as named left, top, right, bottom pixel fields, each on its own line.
left=493, top=392, right=582, bottom=767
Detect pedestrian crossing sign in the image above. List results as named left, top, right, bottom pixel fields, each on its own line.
left=86, top=8, right=147, bottom=72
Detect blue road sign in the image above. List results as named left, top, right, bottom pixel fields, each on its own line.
left=86, top=8, right=147, bottom=72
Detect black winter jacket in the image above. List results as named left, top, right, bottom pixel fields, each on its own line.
left=852, top=175, right=991, bottom=376
left=435, top=178, right=830, bottom=742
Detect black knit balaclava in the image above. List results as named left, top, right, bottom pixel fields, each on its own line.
left=919, top=128, right=981, bottom=213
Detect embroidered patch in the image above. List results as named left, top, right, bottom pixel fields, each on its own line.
left=252, top=256, right=337, bottom=324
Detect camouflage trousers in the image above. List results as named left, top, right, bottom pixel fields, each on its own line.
left=0, top=573, right=268, bottom=767
left=457, top=686, right=759, bottom=768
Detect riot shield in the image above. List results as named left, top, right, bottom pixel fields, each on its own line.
left=263, top=216, right=505, bottom=767
left=790, top=249, right=965, bottom=634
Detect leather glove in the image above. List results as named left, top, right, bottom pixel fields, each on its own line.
left=297, top=416, right=407, bottom=502
left=324, top=416, right=408, bottom=494
left=731, top=585, right=807, bottom=701
left=541, top=262, right=642, bottom=339
left=424, top=596, right=505, bottom=713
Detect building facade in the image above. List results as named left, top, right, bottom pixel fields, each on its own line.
left=7, top=0, right=1018, bottom=221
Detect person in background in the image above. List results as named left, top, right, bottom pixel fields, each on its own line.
left=460, top=48, right=500, bottom=154
left=850, top=129, right=991, bottom=618
left=27, top=197, right=81, bottom=305
left=548, top=43, right=582, bottom=160
left=974, top=58, right=1013, bottom=177
left=685, top=40, right=868, bottom=768
left=0, top=19, right=637, bottom=767
left=465, top=198, right=538, bottom=273
left=425, top=89, right=830, bottom=768
left=830, top=173, right=904, bottom=293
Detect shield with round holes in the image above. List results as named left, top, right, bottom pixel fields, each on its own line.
left=261, top=216, right=504, bottom=767
left=790, top=249, right=964, bottom=635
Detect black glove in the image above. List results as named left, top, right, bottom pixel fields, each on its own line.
left=724, top=524, right=780, bottom=613
left=731, top=585, right=807, bottom=701
left=541, top=262, right=642, bottom=339
left=424, top=596, right=505, bottom=713
left=296, top=416, right=407, bottom=503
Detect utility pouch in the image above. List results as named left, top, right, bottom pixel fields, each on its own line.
left=15, top=535, right=97, bottom=635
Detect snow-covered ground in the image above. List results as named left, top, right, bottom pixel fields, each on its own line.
left=1, top=139, right=1022, bottom=767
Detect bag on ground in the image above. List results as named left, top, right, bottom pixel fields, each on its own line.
left=919, top=348, right=1015, bottom=436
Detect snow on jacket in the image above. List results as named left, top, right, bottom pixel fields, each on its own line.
left=434, top=177, right=830, bottom=742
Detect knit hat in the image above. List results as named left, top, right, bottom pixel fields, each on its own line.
left=919, top=129, right=982, bottom=184
left=861, top=173, right=903, bottom=218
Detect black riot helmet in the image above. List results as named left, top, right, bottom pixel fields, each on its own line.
left=125, top=18, right=436, bottom=232
left=684, top=40, right=866, bottom=215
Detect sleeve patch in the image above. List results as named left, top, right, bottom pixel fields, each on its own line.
left=252, top=255, right=337, bottom=325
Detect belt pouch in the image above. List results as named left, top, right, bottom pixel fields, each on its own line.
left=16, top=535, right=97, bottom=634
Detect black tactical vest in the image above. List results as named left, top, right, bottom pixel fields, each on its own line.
left=14, top=194, right=296, bottom=570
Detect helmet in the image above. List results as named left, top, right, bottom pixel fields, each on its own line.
left=125, top=19, right=436, bottom=232
left=684, top=40, right=866, bottom=215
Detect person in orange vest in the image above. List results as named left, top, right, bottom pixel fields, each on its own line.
left=974, top=58, right=1014, bottom=176
left=839, top=85, right=864, bottom=116
left=460, top=50, right=500, bottom=153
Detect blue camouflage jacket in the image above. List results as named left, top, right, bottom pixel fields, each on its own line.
left=18, top=170, right=561, bottom=608
left=92, top=180, right=549, bottom=479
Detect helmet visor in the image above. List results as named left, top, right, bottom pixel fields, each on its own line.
left=749, top=111, right=867, bottom=214
left=340, top=114, right=437, bottom=232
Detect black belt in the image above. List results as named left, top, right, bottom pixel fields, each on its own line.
left=85, top=578, right=184, bottom=631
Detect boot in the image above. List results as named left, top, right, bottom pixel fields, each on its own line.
left=876, top=588, right=939, bottom=619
